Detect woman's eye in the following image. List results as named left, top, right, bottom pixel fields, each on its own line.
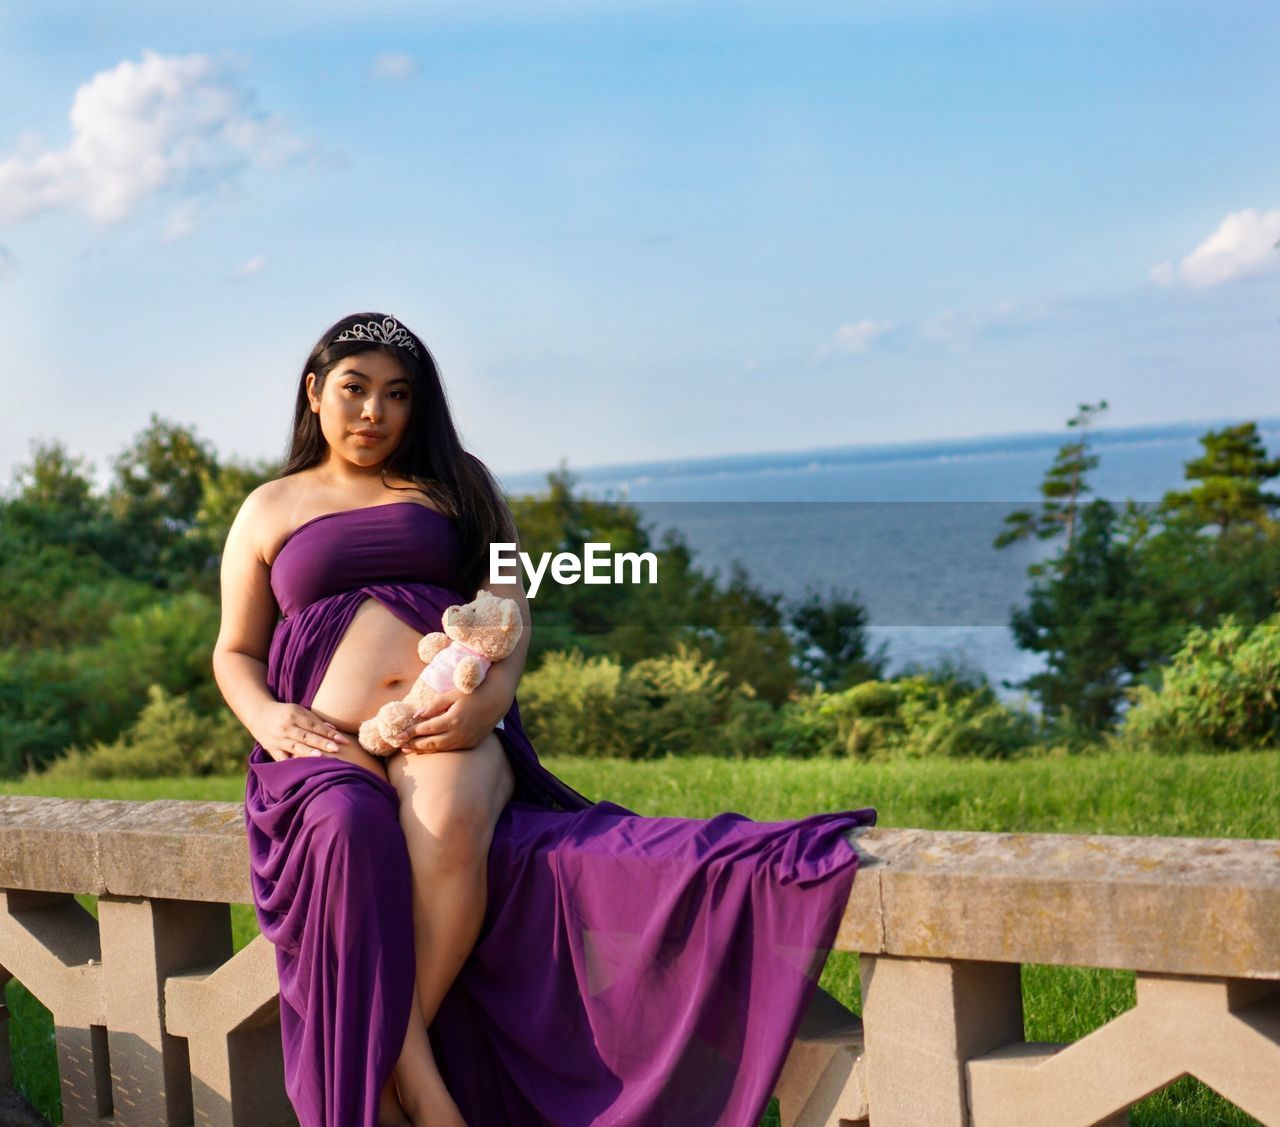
left=340, top=381, right=404, bottom=399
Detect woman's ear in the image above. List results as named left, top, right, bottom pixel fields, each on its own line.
left=305, top=372, right=320, bottom=413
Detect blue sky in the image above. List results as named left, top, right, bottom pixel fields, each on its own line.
left=1, top=0, right=1277, bottom=490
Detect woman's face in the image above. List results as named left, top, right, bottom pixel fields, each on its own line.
left=306, top=349, right=413, bottom=470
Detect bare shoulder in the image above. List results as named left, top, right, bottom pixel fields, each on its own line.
left=227, top=477, right=294, bottom=565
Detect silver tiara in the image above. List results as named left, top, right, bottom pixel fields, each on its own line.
left=333, top=316, right=422, bottom=359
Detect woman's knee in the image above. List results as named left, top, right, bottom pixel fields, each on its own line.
left=402, top=790, right=496, bottom=870
left=302, top=781, right=411, bottom=907
left=308, top=779, right=402, bottom=850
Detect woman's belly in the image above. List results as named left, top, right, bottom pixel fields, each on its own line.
left=308, top=598, right=428, bottom=773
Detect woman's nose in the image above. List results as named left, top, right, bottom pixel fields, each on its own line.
left=362, top=397, right=383, bottom=420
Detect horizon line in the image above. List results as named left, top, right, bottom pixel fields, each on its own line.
left=498, top=412, right=1280, bottom=483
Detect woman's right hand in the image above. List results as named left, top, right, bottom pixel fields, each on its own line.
left=253, top=702, right=353, bottom=762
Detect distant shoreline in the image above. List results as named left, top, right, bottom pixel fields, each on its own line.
left=498, top=415, right=1280, bottom=496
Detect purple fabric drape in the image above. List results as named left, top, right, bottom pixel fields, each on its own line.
left=243, top=503, right=877, bottom=1126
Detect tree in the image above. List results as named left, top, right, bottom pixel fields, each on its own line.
left=1006, top=497, right=1147, bottom=733
left=107, top=414, right=220, bottom=586
left=4, top=440, right=116, bottom=553
left=507, top=460, right=675, bottom=661
left=1159, top=422, right=1280, bottom=540
left=191, top=456, right=280, bottom=592
left=110, top=414, right=218, bottom=529
left=1, top=442, right=145, bottom=621
left=787, top=583, right=888, bottom=691
left=10, top=440, right=97, bottom=510
left=683, top=560, right=799, bottom=705
left=506, top=463, right=803, bottom=703
left=1002, top=418, right=1280, bottom=737
left=995, top=400, right=1109, bottom=559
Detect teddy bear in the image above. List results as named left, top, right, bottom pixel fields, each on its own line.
left=357, top=588, right=524, bottom=756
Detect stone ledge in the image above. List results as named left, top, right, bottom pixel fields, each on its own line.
left=839, top=826, right=1280, bottom=977
left=3, top=800, right=1278, bottom=977
left=0, top=797, right=250, bottom=904
left=99, top=801, right=248, bottom=904
left=0, top=797, right=137, bottom=896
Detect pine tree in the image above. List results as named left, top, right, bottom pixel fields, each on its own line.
left=787, top=583, right=888, bottom=691
left=1006, top=497, right=1145, bottom=734
left=1159, top=422, right=1280, bottom=539
left=994, top=400, right=1109, bottom=560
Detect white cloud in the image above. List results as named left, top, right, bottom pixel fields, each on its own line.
left=819, top=298, right=1051, bottom=361
left=822, top=319, right=895, bottom=356
left=372, top=52, right=418, bottom=80
left=1151, top=206, right=1280, bottom=288
left=161, top=196, right=223, bottom=242
left=235, top=254, right=266, bottom=277
left=917, top=298, right=1049, bottom=351
left=0, top=49, right=314, bottom=235
left=918, top=308, right=969, bottom=348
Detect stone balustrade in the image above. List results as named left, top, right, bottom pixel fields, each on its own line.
left=780, top=825, right=1280, bottom=1127
left=0, top=796, right=1276, bottom=1126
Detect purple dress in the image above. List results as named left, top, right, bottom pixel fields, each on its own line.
left=243, top=502, right=878, bottom=1127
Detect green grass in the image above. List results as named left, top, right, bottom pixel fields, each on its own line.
left=3, top=749, right=1275, bottom=1124
left=0, top=776, right=249, bottom=801
left=5, top=748, right=1277, bottom=837
left=537, top=748, right=1280, bottom=838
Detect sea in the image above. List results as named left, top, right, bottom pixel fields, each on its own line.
left=497, top=417, right=1280, bottom=708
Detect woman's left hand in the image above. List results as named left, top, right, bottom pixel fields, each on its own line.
left=399, top=684, right=509, bottom=754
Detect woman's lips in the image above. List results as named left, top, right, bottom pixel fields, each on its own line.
left=352, top=432, right=385, bottom=444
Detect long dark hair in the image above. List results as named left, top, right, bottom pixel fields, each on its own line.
left=278, top=311, right=516, bottom=597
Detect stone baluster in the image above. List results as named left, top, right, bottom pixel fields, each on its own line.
left=164, top=935, right=296, bottom=1126
left=0, top=890, right=109, bottom=1125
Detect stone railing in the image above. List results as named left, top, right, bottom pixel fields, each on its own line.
left=780, top=826, right=1280, bottom=1127
left=0, top=797, right=1276, bottom=1127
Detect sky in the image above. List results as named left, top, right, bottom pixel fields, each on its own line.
left=1, top=0, right=1278, bottom=491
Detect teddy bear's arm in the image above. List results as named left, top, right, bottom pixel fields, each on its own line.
left=358, top=707, right=400, bottom=756
left=453, top=656, right=486, bottom=693
left=418, top=632, right=452, bottom=663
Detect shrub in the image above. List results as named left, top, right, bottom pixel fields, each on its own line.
left=0, top=538, right=155, bottom=651
left=0, top=646, right=86, bottom=775
left=41, top=684, right=247, bottom=779
left=616, top=643, right=736, bottom=759
left=521, top=644, right=753, bottom=759
left=521, top=651, right=1040, bottom=761
left=89, top=591, right=224, bottom=715
left=1118, top=612, right=1280, bottom=753
left=0, top=584, right=228, bottom=776
left=718, top=687, right=783, bottom=759
left=897, top=679, right=1040, bottom=759
left=774, top=673, right=1039, bottom=761
left=774, top=681, right=906, bottom=759
left=519, top=650, right=628, bottom=758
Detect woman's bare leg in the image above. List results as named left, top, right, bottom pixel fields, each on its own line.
left=379, top=1071, right=411, bottom=1127
left=386, top=987, right=445, bottom=1126
left=386, top=732, right=515, bottom=1127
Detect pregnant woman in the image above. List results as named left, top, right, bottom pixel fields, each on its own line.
left=212, top=311, right=878, bottom=1127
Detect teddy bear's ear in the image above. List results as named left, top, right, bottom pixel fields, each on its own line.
left=500, top=601, right=518, bottom=631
